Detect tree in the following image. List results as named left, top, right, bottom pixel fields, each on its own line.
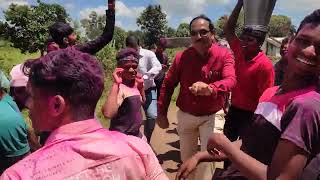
left=112, top=26, right=127, bottom=49
left=137, top=5, right=168, bottom=47
left=215, top=11, right=244, bottom=38
left=81, top=11, right=106, bottom=40
left=96, top=44, right=117, bottom=74
left=215, top=15, right=228, bottom=38
left=175, top=23, right=189, bottom=37
left=2, top=0, right=69, bottom=54
left=0, top=21, right=5, bottom=37
left=81, top=11, right=126, bottom=49
left=72, top=20, right=87, bottom=43
left=235, top=11, right=245, bottom=37
left=127, top=30, right=146, bottom=46
left=165, top=27, right=176, bottom=38
left=217, top=12, right=292, bottom=38
left=268, top=15, right=293, bottom=37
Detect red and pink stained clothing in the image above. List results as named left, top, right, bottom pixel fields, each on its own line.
left=218, top=86, right=317, bottom=179
left=229, top=38, right=275, bottom=112
left=1, top=119, right=165, bottom=180
left=158, top=43, right=236, bottom=116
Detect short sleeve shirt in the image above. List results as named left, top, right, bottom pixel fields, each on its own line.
left=0, top=94, right=30, bottom=157
left=240, top=86, right=316, bottom=164
left=281, top=91, right=320, bottom=156
left=0, top=94, right=30, bottom=172
left=217, top=86, right=316, bottom=179
left=229, top=38, right=274, bottom=112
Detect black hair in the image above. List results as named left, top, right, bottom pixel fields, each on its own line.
left=149, top=44, right=157, bottom=50
left=125, top=35, right=140, bottom=48
left=242, top=27, right=267, bottom=46
left=281, top=37, right=290, bottom=46
left=297, top=9, right=320, bottom=33
left=189, top=14, right=215, bottom=33
left=23, top=48, right=104, bottom=115
left=48, top=22, right=74, bottom=46
left=116, top=48, right=140, bottom=64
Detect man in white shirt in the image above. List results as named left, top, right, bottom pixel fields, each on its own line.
left=126, top=36, right=162, bottom=144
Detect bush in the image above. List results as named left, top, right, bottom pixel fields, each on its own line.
left=166, top=47, right=184, bottom=63
left=94, top=44, right=119, bottom=127
left=96, top=44, right=117, bottom=76
left=95, top=78, right=113, bottom=128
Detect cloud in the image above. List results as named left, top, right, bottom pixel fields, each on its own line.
left=115, top=20, right=123, bottom=27
left=64, top=3, right=75, bottom=11
left=80, top=6, right=106, bottom=19
left=274, top=0, right=319, bottom=26
left=181, top=16, right=192, bottom=24
left=276, top=0, right=319, bottom=12
left=158, top=0, right=230, bottom=18
left=79, top=1, right=144, bottom=31
left=116, top=1, right=144, bottom=18
left=80, top=1, right=144, bottom=19
left=0, top=0, right=28, bottom=10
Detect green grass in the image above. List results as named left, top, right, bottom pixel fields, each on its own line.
left=0, top=41, right=40, bottom=76
left=95, top=77, right=113, bottom=128
left=0, top=41, right=41, bottom=130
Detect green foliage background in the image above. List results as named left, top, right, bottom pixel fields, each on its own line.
left=137, top=5, right=168, bottom=48
left=0, top=40, right=181, bottom=128
left=0, top=41, right=39, bottom=75
left=2, top=1, right=69, bottom=54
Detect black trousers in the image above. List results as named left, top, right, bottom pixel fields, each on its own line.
left=154, top=76, right=164, bottom=99
left=223, top=105, right=254, bottom=141
left=223, top=105, right=254, bottom=168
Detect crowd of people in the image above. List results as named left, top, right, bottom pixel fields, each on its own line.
left=0, top=0, right=319, bottom=179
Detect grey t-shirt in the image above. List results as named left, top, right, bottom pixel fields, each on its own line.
left=216, top=86, right=317, bottom=180
left=281, top=91, right=320, bottom=180
left=281, top=91, right=320, bottom=156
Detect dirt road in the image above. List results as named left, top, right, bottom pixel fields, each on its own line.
left=148, top=104, right=225, bottom=180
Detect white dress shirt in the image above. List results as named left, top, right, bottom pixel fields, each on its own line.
left=138, top=47, right=162, bottom=90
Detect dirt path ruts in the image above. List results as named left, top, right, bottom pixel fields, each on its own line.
left=148, top=104, right=226, bottom=180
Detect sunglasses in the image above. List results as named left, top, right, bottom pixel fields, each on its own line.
left=190, top=29, right=210, bottom=37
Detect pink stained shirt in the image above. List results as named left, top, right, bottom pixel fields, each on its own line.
left=1, top=119, right=166, bottom=180
left=158, top=43, right=236, bottom=116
